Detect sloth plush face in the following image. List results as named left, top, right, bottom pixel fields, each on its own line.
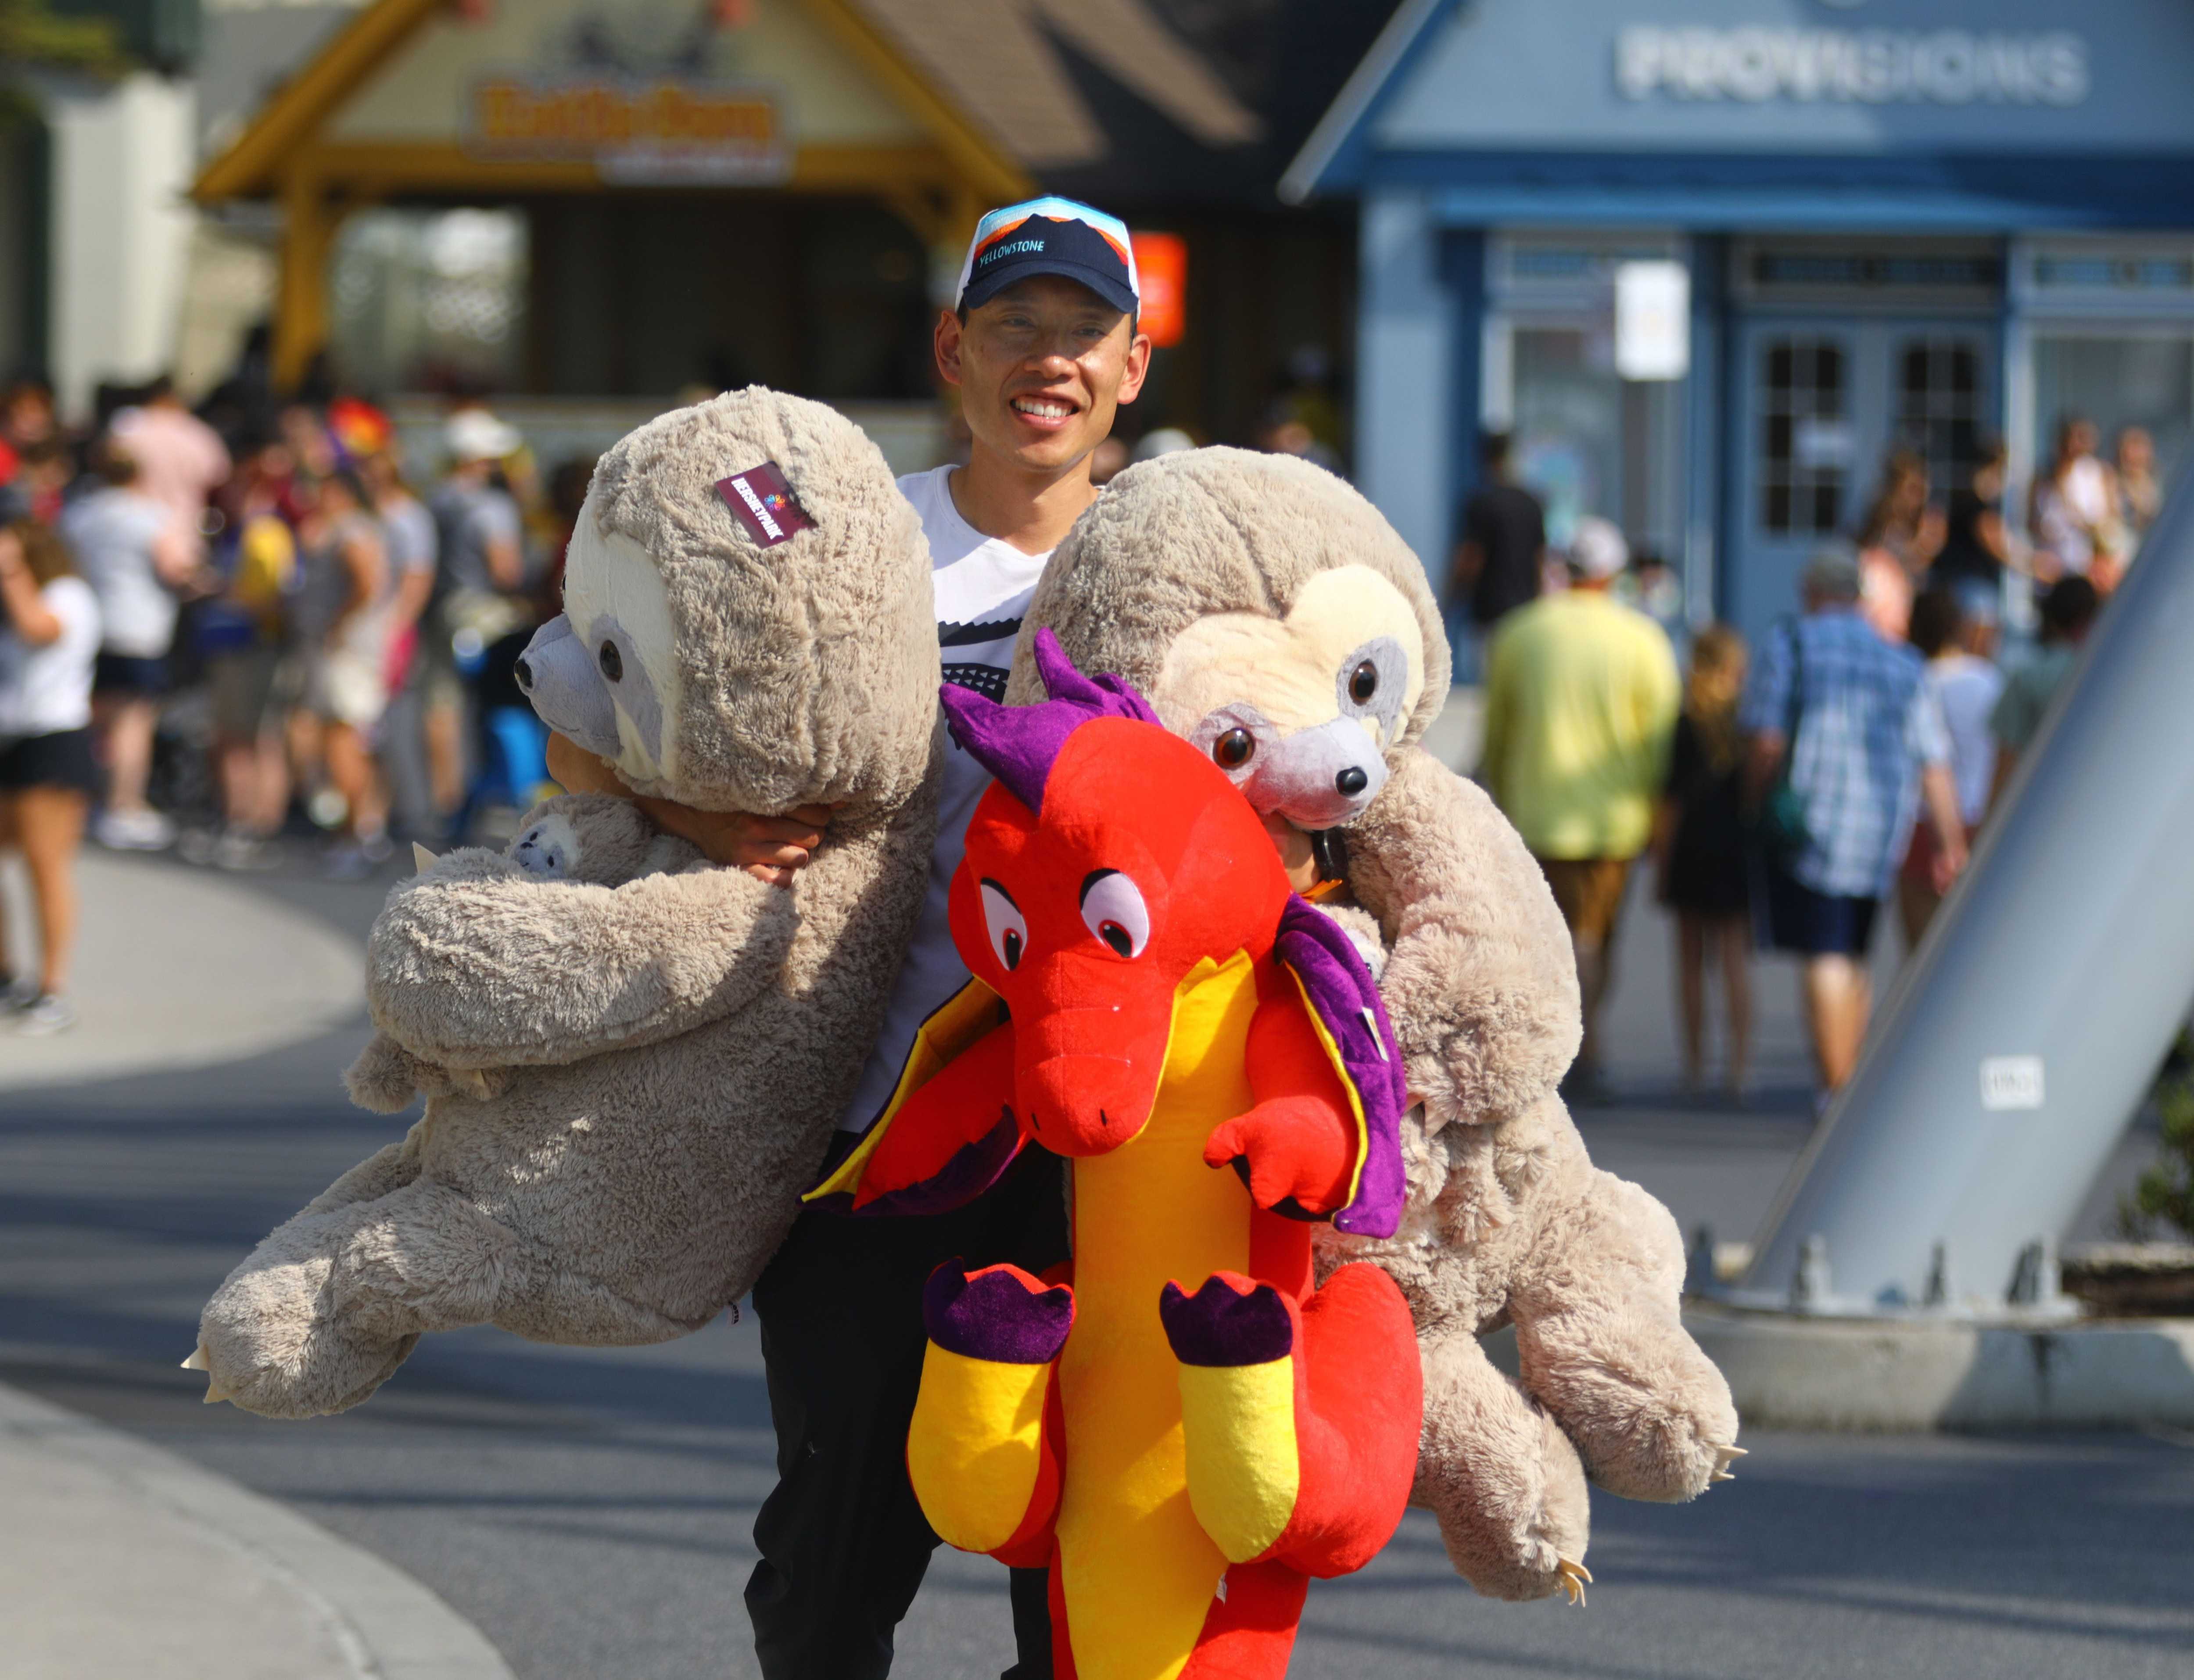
left=513, top=387, right=939, bottom=818
left=1151, top=565, right=1426, bottom=831
left=1008, top=446, right=1448, bottom=839
left=520, top=501, right=684, bottom=788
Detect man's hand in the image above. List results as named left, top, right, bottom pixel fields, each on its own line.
left=634, top=798, right=833, bottom=886
left=545, top=731, right=833, bottom=885
left=1260, top=809, right=1320, bottom=893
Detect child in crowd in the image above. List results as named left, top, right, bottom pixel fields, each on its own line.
left=1899, top=589, right=2003, bottom=946
left=1653, top=623, right=1752, bottom=1099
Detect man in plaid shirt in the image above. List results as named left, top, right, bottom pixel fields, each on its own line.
left=1741, top=548, right=1967, bottom=1098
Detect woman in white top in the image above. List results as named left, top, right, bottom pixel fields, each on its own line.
left=0, top=520, right=104, bottom=1033
left=2030, top=416, right=2126, bottom=593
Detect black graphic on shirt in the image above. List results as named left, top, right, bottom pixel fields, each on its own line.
left=939, top=616, right=1023, bottom=648
left=943, top=661, right=1010, bottom=702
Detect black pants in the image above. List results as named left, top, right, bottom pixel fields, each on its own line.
left=745, top=1142, right=1068, bottom=1680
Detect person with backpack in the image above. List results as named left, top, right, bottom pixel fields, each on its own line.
left=1740, top=548, right=1966, bottom=1102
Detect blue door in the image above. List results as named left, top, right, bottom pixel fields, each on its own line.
left=1729, top=318, right=1997, bottom=649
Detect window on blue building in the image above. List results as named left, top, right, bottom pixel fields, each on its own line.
left=1759, top=336, right=1847, bottom=537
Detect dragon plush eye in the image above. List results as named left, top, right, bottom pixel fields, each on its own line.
left=1079, top=870, right=1150, bottom=959
left=599, top=640, right=624, bottom=682
left=1349, top=660, right=1378, bottom=704
left=1212, top=727, right=1256, bottom=770
left=979, top=879, right=1026, bottom=971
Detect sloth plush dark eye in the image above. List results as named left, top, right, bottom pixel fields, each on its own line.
left=1349, top=661, right=1378, bottom=704
left=599, top=641, right=624, bottom=682
left=1212, top=727, right=1256, bottom=770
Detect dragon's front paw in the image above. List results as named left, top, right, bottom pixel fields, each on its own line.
left=1204, top=1099, right=1354, bottom=1218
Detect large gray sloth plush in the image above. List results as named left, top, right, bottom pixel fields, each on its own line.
left=1010, top=448, right=1741, bottom=1602
left=190, top=390, right=940, bottom=1418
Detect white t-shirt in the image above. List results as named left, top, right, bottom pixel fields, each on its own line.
left=1927, top=653, right=2006, bottom=826
left=838, top=465, right=1052, bottom=1132
left=61, top=487, right=178, bottom=658
left=0, top=576, right=101, bottom=737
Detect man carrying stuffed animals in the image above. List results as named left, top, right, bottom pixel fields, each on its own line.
left=548, top=197, right=1151, bottom=1680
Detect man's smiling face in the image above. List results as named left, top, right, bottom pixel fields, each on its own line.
left=937, top=275, right=1151, bottom=476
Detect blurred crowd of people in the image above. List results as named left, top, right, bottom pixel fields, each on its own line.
left=0, top=369, right=590, bottom=1035
left=1850, top=418, right=2155, bottom=645
left=0, top=333, right=1343, bottom=1043
left=1458, top=420, right=2128, bottom=1109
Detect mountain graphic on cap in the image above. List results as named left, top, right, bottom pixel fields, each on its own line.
left=956, top=197, right=1140, bottom=316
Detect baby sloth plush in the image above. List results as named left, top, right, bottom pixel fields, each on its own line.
left=1012, top=447, right=1740, bottom=1602
left=189, top=389, right=940, bottom=1417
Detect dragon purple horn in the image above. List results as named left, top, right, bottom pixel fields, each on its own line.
left=1032, top=626, right=1162, bottom=727
left=939, top=629, right=1162, bottom=814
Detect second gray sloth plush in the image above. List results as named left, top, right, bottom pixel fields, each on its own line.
left=191, top=390, right=940, bottom=1418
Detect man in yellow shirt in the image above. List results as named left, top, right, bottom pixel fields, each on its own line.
left=1481, top=516, right=1679, bottom=1095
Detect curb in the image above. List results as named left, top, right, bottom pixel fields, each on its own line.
left=0, top=1381, right=513, bottom=1680
left=1685, top=1302, right=2194, bottom=1429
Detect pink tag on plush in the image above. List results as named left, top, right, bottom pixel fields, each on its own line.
left=716, top=461, right=815, bottom=547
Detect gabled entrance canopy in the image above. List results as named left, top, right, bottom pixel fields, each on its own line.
left=193, top=0, right=1054, bottom=385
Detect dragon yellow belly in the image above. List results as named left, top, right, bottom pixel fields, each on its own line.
left=1055, top=953, right=1259, bottom=1680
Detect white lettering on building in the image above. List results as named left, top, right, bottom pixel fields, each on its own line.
left=1615, top=28, right=2089, bottom=107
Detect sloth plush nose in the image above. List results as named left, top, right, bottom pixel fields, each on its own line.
left=516, top=613, right=622, bottom=761
left=1335, top=766, right=1369, bottom=796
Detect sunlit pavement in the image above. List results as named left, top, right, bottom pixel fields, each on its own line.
left=1, top=844, right=2187, bottom=1680
left=0, top=849, right=362, bottom=1092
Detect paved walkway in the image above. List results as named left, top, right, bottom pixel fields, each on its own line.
left=0, top=851, right=512, bottom=1680
left=0, top=849, right=363, bottom=1091
left=1, top=1386, right=357, bottom=1680
left=0, top=707, right=2168, bottom=1680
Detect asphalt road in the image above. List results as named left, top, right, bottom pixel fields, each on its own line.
left=3, top=854, right=2189, bottom=1680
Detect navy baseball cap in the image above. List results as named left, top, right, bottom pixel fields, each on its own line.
left=955, top=197, right=1140, bottom=316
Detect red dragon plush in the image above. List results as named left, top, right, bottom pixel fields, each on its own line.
left=811, top=630, right=1422, bottom=1680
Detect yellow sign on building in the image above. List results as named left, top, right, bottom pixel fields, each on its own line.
left=194, top=0, right=1043, bottom=386
left=466, top=79, right=789, bottom=183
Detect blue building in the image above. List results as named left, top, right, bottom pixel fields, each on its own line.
left=1286, top=0, right=2194, bottom=648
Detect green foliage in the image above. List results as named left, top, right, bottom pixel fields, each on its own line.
left=2118, top=1031, right=2194, bottom=1242
left=0, top=0, right=130, bottom=122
